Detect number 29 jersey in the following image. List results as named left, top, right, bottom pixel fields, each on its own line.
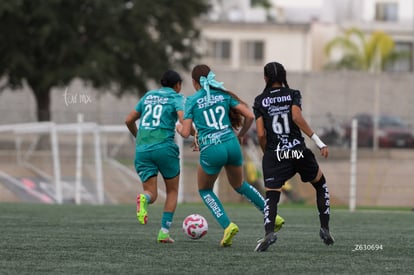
left=253, top=87, right=305, bottom=151
left=135, top=87, right=183, bottom=152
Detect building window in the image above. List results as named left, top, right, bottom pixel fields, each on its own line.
left=384, top=42, right=412, bottom=72
left=375, top=2, right=398, bottom=21
left=206, top=39, right=231, bottom=65
left=241, top=40, right=264, bottom=66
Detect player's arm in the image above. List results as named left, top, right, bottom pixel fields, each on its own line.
left=176, top=118, right=193, bottom=138
left=255, top=116, right=266, bottom=153
left=125, top=110, right=141, bottom=137
left=292, top=105, right=328, bottom=158
left=232, top=103, right=254, bottom=144
left=177, top=110, right=184, bottom=124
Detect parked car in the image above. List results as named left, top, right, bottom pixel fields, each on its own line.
left=344, top=113, right=414, bottom=148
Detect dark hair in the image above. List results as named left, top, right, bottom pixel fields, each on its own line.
left=160, top=70, right=182, bottom=88
left=264, top=62, right=289, bottom=90
left=192, top=64, right=245, bottom=130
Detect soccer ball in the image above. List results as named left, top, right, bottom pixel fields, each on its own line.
left=182, top=214, right=208, bottom=239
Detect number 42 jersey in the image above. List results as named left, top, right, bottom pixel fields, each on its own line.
left=253, top=87, right=305, bottom=151
left=184, top=88, right=239, bottom=151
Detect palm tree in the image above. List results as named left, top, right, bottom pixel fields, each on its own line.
left=324, top=27, right=410, bottom=151
left=324, top=27, right=408, bottom=72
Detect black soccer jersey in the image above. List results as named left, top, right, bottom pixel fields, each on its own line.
left=253, top=87, right=305, bottom=151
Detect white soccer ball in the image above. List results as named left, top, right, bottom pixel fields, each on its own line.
left=182, top=214, right=208, bottom=239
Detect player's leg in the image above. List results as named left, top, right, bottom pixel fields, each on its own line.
left=198, top=146, right=238, bottom=247
left=198, top=165, right=237, bottom=244
left=254, top=187, right=281, bottom=252
left=156, top=174, right=179, bottom=243
left=255, top=151, right=291, bottom=252
left=226, top=139, right=285, bottom=231
left=224, top=139, right=264, bottom=210
left=137, top=176, right=158, bottom=225
left=310, top=169, right=334, bottom=245
left=135, top=152, right=158, bottom=225
left=225, top=164, right=266, bottom=211
left=156, top=144, right=180, bottom=243
left=299, top=148, right=334, bottom=245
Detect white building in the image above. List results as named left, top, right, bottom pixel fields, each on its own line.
left=199, top=0, right=414, bottom=72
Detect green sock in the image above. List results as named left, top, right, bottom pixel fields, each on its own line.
left=235, top=181, right=265, bottom=212
left=161, top=212, right=174, bottom=231
left=199, top=189, right=230, bottom=229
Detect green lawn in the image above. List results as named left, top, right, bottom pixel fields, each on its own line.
left=0, top=203, right=413, bottom=274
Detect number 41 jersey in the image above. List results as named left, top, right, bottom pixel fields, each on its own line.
left=253, top=87, right=305, bottom=151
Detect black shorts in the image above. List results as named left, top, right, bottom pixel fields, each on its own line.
left=262, top=147, right=319, bottom=189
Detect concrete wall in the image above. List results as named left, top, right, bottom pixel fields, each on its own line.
left=1, top=71, right=413, bottom=128
left=1, top=70, right=414, bottom=207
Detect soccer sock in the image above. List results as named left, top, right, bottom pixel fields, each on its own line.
left=199, top=189, right=230, bottom=229
left=311, top=175, right=330, bottom=229
left=264, top=190, right=281, bottom=235
left=144, top=193, right=151, bottom=203
left=161, top=212, right=174, bottom=232
left=235, top=181, right=265, bottom=212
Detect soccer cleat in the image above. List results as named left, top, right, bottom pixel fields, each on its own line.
left=220, top=222, right=239, bottom=247
left=274, top=215, right=285, bottom=232
left=254, top=232, right=278, bottom=252
left=319, top=227, right=335, bottom=245
left=136, top=194, right=148, bottom=224
left=157, top=230, right=175, bottom=243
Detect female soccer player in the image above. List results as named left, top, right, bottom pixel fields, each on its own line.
left=253, top=62, right=334, bottom=252
left=176, top=64, right=284, bottom=247
left=125, top=70, right=184, bottom=243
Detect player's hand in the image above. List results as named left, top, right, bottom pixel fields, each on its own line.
left=192, top=132, right=199, bottom=151
left=175, top=123, right=182, bottom=133
left=320, top=146, right=328, bottom=158
left=191, top=140, right=199, bottom=151
left=237, top=136, right=244, bottom=145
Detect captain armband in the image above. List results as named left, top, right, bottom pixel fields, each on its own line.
left=311, top=133, right=327, bottom=149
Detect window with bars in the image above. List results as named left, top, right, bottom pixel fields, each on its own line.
left=384, top=42, right=412, bottom=72
left=375, top=2, right=398, bottom=21
left=206, top=39, right=231, bottom=64
left=240, top=40, right=264, bottom=66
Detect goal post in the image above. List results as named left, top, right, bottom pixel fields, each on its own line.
left=349, top=118, right=358, bottom=212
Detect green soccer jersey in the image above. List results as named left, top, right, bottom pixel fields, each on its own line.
left=135, top=87, right=183, bottom=152
left=184, top=88, right=239, bottom=150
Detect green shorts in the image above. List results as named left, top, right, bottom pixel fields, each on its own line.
left=134, top=143, right=180, bottom=182
left=199, top=138, right=243, bottom=175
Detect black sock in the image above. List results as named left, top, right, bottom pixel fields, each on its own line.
left=311, top=175, right=330, bottom=229
left=264, top=190, right=281, bottom=235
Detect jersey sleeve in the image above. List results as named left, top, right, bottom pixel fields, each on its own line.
left=183, top=96, right=194, bottom=120
left=292, top=89, right=302, bottom=108
left=253, top=96, right=263, bottom=119
left=174, top=94, right=184, bottom=112
left=135, top=97, right=144, bottom=113
left=229, top=95, right=239, bottom=108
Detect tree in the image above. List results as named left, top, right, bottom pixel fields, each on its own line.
left=0, top=0, right=209, bottom=121
left=324, top=27, right=408, bottom=72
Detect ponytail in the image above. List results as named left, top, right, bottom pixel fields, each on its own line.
left=263, top=62, right=288, bottom=90
left=192, top=64, right=245, bottom=130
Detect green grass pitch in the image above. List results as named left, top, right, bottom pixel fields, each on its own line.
left=0, top=202, right=413, bottom=274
